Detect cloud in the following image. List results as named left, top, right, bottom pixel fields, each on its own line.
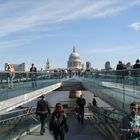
left=0, top=34, right=48, bottom=49
left=0, top=39, right=31, bottom=49
left=129, top=22, right=140, bottom=31
left=0, top=0, right=140, bottom=49
left=0, top=1, right=140, bottom=37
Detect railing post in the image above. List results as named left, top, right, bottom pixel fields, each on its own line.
left=122, top=75, right=125, bottom=112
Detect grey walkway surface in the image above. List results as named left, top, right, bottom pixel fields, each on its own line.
left=21, top=90, right=110, bottom=140
left=21, top=113, right=105, bottom=140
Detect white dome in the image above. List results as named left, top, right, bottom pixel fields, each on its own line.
left=69, top=52, right=80, bottom=60
left=67, top=46, right=82, bottom=69
left=69, top=47, right=81, bottom=61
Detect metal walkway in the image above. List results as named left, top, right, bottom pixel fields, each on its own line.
left=21, top=114, right=105, bottom=140
left=1, top=70, right=139, bottom=140
left=20, top=91, right=109, bottom=140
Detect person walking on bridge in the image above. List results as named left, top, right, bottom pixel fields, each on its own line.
left=30, top=63, right=37, bottom=88
left=49, top=102, right=69, bottom=140
left=75, top=94, right=86, bottom=124
left=133, top=59, right=140, bottom=86
left=92, top=97, right=97, bottom=107
left=36, top=94, right=50, bottom=135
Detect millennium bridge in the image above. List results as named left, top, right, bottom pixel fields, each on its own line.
left=0, top=69, right=140, bottom=140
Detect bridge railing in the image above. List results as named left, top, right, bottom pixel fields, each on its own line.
left=0, top=103, right=74, bottom=140
left=81, top=69, right=140, bottom=86
left=87, top=104, right=125, bottom=140
left=0, top=100, right=125, bottom=140
left=0, top=71, right=65, bottom=101
left=79, top=69, right=140, bottom=113
left=0, top=107, right=39, bottom=140
left=60, top=100, right=125, bottom=140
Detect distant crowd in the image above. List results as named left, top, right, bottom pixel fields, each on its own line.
left=116, top=59, right=140, bottom=71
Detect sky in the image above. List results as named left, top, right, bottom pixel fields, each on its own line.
left=0, top=0, right=140, bottom=71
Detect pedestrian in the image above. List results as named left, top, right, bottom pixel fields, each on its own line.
left=116, top=61, right=126, bottom=70
left=30, top=63, right=37, bottom=88
left=75, top=94, right=86, bottom=124
left=6, top=64, right=15, bottom=88
left=49, top=102, right=69, bottom=140
left=119, top=102, right=140, bottom=140
left=116, top=61, right=127, bottom=83
left=36, top=94, right=50, bottom=135
left=132, top=59, right=140, bottom=86
left=133, top=59, right=140, bottom=69
left=92, top=98, right=97, bottom=107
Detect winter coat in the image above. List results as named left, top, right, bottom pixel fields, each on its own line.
left=49, top=111, right=69, bottom=134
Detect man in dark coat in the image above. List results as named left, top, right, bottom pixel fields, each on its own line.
left=36, top=94, right=50, bottom=135
left=133, top=59, right=140, bottom=69
left=75, top=94, right=86, bottom=124
left=92, top=98, right=97, bottom=107
left=30, top=63, right=37, bottom=88
left=133, top=59, right=140, bottom=86
left=116, top=61, right=127, bottom=82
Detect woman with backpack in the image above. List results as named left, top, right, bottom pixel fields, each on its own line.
left=49, top=102, right=69, bottom=140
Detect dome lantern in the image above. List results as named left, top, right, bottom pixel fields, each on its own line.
left=73, top=46, right=76, bottom=52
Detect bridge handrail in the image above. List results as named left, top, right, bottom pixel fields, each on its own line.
left=88, top=104, right=125, bottom=140
left=0, top=99, right=125, bottom=140
left=79, top=69, right=140, bottom=114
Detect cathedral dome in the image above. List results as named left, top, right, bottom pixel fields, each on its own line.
left=69, top=47, right=80, bottom=61
left=67, top=46, right=82, bottom=69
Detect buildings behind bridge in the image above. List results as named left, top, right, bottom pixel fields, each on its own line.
left=3, top=46, right=135, bottom=72
left=4, top=46, right=95, bottom=72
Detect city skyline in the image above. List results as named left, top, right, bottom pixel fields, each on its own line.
left=0, top=1, right=140, bottom=71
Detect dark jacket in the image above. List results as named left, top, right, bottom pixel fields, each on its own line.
left=116, top=63, right=125, bottom=70
left=30, top=67, right=37, bottom=72
left=92, top=98, right=97, bottom=106
left=36, top=99, right=50, bottom=115
left=76, top=98, right=86, bottom=109
left=132, top=63, right=140, bottom=77
left=49, top=111, right=69, bottom=134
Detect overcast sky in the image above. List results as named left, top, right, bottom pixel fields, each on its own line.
left=0, top=0, right=140, bottom=70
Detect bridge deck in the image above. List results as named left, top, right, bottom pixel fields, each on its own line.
left=20, top=90, right=109, bottom=140
left=21, top=113, right=105, bottom=140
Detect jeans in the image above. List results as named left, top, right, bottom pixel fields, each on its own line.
left=39, top=114, right=47, bottom=134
